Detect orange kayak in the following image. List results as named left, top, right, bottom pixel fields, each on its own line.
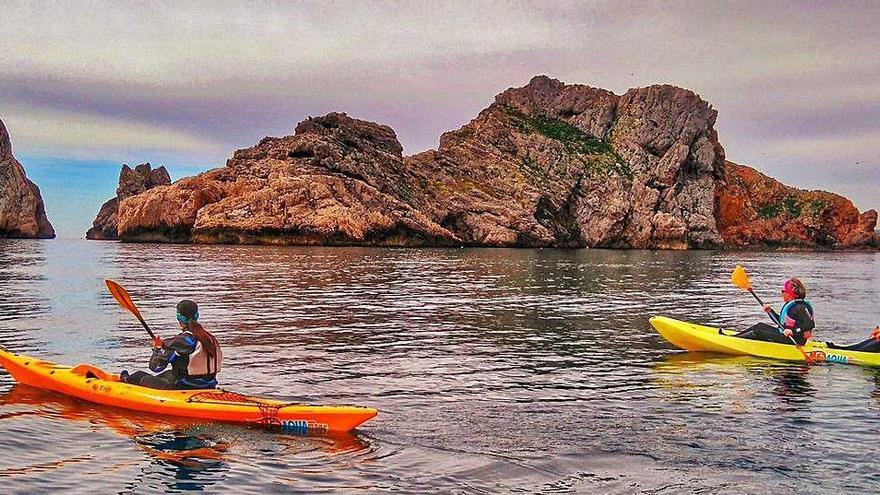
left=0, top=347, right=377, bottom=432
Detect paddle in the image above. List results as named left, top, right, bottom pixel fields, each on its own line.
left=731, top=266, right=813, bottom=364
left=105, top=279, right=162, bottom=347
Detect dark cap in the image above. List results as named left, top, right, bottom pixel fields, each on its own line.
left=176, top=300, right=199, bottom=319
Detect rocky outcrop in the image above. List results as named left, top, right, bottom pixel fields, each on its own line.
left=117, top=113, right=457, bottom=245
left=0, top=117, right=54, bottom=239
left=717, top=162, right=877, bottom=248
left=409, top=77, right=725, bottom=248
left=111, top=76, right=876, bottom=249
left=86, top=163, right=170, bottom=240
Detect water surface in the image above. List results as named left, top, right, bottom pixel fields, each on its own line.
left=0, top=239, right=878, bottom=493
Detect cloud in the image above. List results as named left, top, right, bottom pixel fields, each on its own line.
left=2, top=104, right=228, bottom=164
left=1, top=1, right=585, bottom=154
left=1, top=1, right=568, bottom=85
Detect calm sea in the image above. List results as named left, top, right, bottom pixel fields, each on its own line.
left=0, top=239, right=878, bottom=494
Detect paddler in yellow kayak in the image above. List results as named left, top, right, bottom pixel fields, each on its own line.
left=731, top=277, right=815, bottom=346
left=120, top=300, right=223, bottom=390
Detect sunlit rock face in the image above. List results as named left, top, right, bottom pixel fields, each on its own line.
left=0, top=117, right=54, bottom=239
left=86, top=163, right=171, bottom=240
left=117, top=113, right=458, bottom=245
left=113, top=76, right=876, bottom=249
left=717, top=162, right=877, bottom=249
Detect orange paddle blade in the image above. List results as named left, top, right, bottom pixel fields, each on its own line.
left=105, top=279, right=142, bottom=320
left=731, top=265, right=752, bottom=291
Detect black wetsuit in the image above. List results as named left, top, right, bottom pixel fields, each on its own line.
left=833, top=339, right=880, bottom=352
left=736, top=300, right=815, bottom=346
left=829, top=332, right=880, bottom=352
left=125, top=331, right=219, bottom=390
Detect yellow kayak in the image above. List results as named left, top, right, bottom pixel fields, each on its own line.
left=650, top=316, right=880, bottom=367
left=0, top=347, right=377, bottom=432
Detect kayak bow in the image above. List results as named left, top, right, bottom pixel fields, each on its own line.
left=650, top=316, right=880, bottom=367
left=0, top=348, right=377, bottom=432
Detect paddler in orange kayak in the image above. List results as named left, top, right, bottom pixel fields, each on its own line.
left=120, top=300, right=223, bottom=390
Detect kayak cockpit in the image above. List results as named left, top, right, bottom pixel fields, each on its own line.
left=70, top=364, right=118, bottom=381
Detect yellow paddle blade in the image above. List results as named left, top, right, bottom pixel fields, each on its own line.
left=105, top=279, right=143, bottom=320
left=731, top=265, right=752, bottom=291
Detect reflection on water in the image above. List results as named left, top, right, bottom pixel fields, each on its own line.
left=652, top=353, right=818, bottom=411
left=773, top=368, right=814, bottom=406
left=0, top=239, right=879, bottom=493
left=0, top=384, right=374, bottom=494
left=0, top=384, right=232, bottom=491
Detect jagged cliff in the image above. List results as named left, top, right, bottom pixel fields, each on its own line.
left=86, top=163, right=170, bottom=240
left=0, top=117, right=54, bottom=239
left=98, top=76, right=875, bottom=249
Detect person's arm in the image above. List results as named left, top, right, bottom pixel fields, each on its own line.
left=763, top=304, right=782, bottom=327
left=783, top=305, right=814, bottom=337
left=169, top=333, right=198, bottom=358
left=149, top=346, right=173, bottom=372
left=148, top=334, right=196, bottom=372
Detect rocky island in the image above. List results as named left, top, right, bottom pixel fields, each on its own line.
left=0, top=118, right=54, bottom=239
left=86, top=163, right=171, bottom=240
left=92, top=76, right=876, bottom=249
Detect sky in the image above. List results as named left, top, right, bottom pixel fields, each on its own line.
left=2, top=0, right=878, bottom=238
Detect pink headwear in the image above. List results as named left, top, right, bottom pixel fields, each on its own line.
left=783, top=279, right=796, bottom=296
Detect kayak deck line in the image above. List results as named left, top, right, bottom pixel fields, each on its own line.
left=650, top=316, right=880, bottom=367
left=0, top=348, right=377, bottom=432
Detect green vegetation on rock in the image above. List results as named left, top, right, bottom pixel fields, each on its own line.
left=757, top=203, right=783, bottom=219
left=757, top=194, right=805, bottom=220
left=501, top=106, right=632, bottom=178
left=782, top=196, right=801, bottom=217
left=808, top=199, right=827, bottom=218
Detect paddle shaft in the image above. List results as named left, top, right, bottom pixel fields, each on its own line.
left=747, top=288, right=765, bottom=306
left=132, top=312, right=158, bottom=342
